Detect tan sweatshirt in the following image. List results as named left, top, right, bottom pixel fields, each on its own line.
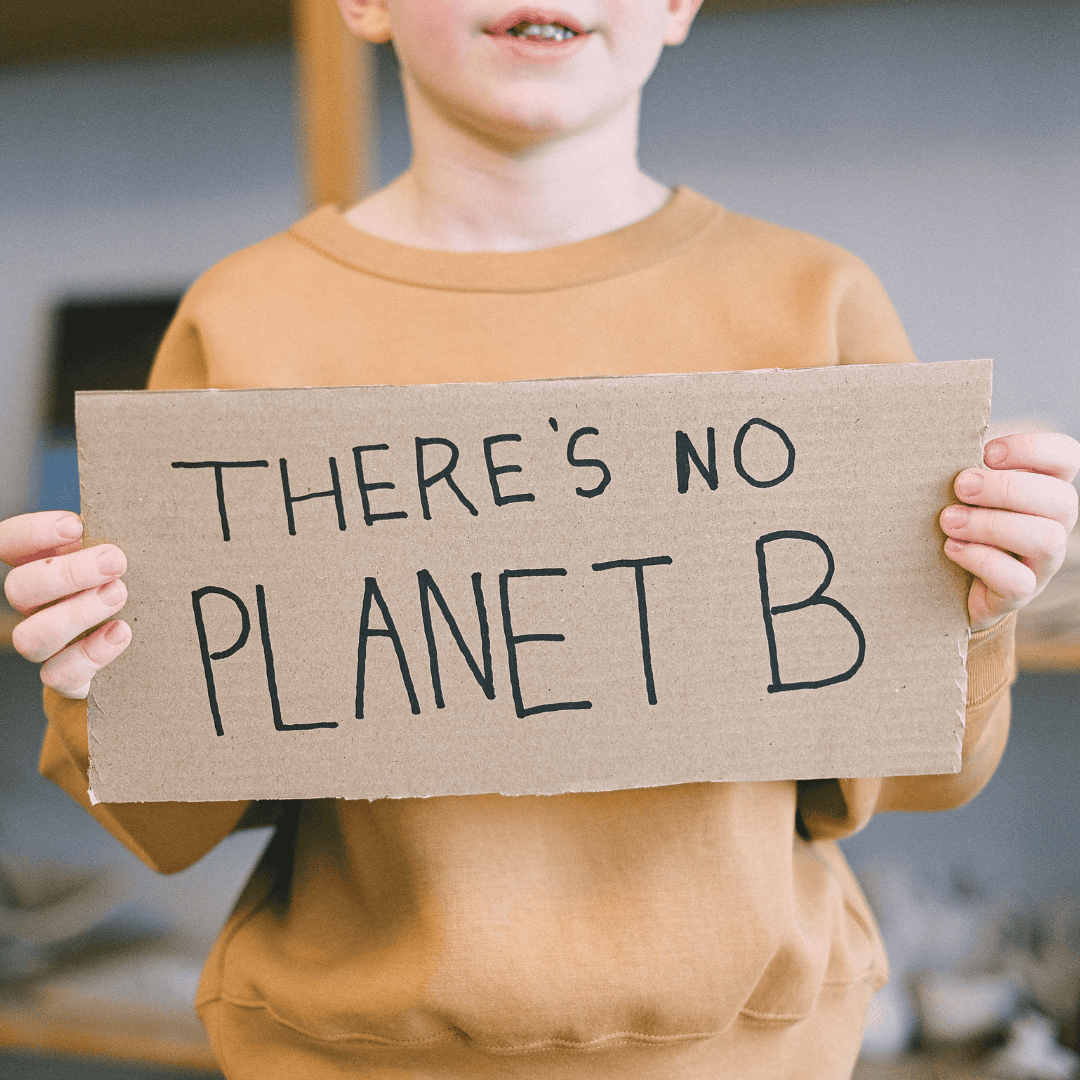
left=40, top=188, right=1015, bottom=1080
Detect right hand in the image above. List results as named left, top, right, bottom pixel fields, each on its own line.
left=1, top=511, right=131, bottom=699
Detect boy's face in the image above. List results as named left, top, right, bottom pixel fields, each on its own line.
left=356, top=1, right=702, bottom=148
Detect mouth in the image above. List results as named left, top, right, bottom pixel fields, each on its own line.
left=485, top=9, right=589, bottom=43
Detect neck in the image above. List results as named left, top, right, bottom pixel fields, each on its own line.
left=344, top=77, right=670, bottom=252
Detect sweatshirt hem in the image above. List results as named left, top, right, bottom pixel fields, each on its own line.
left=200, top=981, right=877, bottom=1080
left=966, top=611, right=1017, bottom=707
left=197, top=993, right=722, bottom=1051
left=197, top=962, right=886, bottom=1052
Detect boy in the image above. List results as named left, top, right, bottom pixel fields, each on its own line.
left=2, top=1, right=1078, bottom=1076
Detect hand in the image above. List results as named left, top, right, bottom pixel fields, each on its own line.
left=1, top=511, right=131, bottom=698
left=940, top=433, right=1080, bottom=632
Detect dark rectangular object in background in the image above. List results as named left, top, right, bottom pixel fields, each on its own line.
left=46, top=296, right=181, bottom=430
left=0, top=0, right=292, bottom=65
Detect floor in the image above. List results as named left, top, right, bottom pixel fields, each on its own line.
left=0, top=1050, right=220, bottom=1079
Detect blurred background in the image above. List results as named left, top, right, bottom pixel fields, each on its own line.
left=0, top=0, right=1077, bottom=1076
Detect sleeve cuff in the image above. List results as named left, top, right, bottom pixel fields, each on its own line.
left=38, top=687, right=250, bottom=874
left=966, top=611, right=1017, bottom=707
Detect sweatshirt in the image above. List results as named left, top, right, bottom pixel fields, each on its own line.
left=40, top=187, right=1016, bottom=1080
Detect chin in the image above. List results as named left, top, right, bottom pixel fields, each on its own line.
left=474, top=88, right=609, bottom=141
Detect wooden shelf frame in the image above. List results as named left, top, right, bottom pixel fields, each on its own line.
left=290, top=0, right=376, bottom=210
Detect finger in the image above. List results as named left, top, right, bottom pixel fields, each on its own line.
left=966, top=579, right=1017, bottom=633
left=983, top=432, right=1080, bottom=483
left=944, top=538, right=1037, bottom=614
left=39, top=620, right=132, bottom=700
left=11, top=579, right=128, bottom=664
left=0, top=512, right=84, bottom=568
left=940, top=505, right=1068, bottom=581
left=4, top=544, right=127, bottom=615
left=953, top=468, right=1078, bottom=532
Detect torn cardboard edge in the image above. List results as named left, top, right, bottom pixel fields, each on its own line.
left=78, top=360, right=991, bottom=802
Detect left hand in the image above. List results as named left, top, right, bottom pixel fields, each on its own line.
left=940, top=432, right=1080, bottom=631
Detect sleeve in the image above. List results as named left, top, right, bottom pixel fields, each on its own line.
left=798, top=612, right=1016, bottom=841
left=39, top=690, right=249, bottom=874
left=833, top=252, right=919, bottom=367
left=797, top=252, right=1014, bottom=839
left=38, top=299, right=252, bottom=875
left=145, top=303, right=211, bottom=391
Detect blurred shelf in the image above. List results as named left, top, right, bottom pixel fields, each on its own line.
left=0, top=926, right=218, bottom=1071
left=1016, top=641, right=1080, bottom=673
left=0, top=1003, right=218, bottom=1073
left=854, top=1058, right=934, bottom=1079
left=853, top=1051, right=995, bottom=1079
left=0, top=0, right=292, bottom=66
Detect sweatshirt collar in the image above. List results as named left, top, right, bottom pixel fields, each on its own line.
left=287, top=186, right=721, bottom=294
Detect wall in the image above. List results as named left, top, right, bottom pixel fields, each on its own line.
left=378, top=0, right=1080, bottom=435
left=0, top=46, right=302, bottom=521
left=0, top=0, right=1076, bottom=944
left=3, top=0, right=1078, bottom=521
left=641, top=0, right=1080, bottom=437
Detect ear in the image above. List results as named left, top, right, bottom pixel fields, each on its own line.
left=335, top=0, right=392, bottom=44
left=664, top=0, right=705, bottom=46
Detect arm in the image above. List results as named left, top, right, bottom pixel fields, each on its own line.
left=39, top=689, right=248, bottom=873
left=3, top=305, right=252, bottom=875
left=798, top=613, right=1016, bottom=839
left=800, top=433, right=1078, bottom=839
left=800, top=259, right=1078, bottom=838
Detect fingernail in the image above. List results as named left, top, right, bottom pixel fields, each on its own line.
left=942, top=505, right=970, bottom=529
left=56, top=514, right=83, bottom=540
left=101, top=579, right=126, bottom=606
left=96, top=547, right=125, bottom=577
left=944, top=537, right=967, bottom=553
left=984, top=441, right=1007, bottom=467
left=104, top=621, right=130, bottom=646
left=956, top=471, right=984, bottom=499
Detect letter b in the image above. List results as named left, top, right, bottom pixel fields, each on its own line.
left=756, top=531, right=865, bottom=693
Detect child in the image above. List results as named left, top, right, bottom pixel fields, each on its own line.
left=2, top=2, right=1078, bottom=1076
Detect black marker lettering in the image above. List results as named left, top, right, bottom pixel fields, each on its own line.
left=591, top=557, right=673, bottom=705
left=567, top=427, right=612, bottom=499
left=733, top=418, right=796, bottom=488
left=356, top=577, right=421, bottom=719
left=352, top=444, right=408, bottom=526
left=256, top=584, right=338, bottom=730
left=756, top=531, right=865, bottom=692
left=417, top=570, right=494, bottom=708
left=171, top=461, right=270, bottom=541
left=499, top=568, right=592, bottom=719
left=484, top=434, right=535, bottom=506
left=279, top=457, right=346, bottom=536
left=415, top=438, right=479, bottom=520
left=191, top=586, right=251, bottom=736
left=675, top=429, right=717, bottom=493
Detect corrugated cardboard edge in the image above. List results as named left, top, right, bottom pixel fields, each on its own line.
left=79, top=360, right=994, bottom=797
left=951, top=358, right=994, bottom=772
left=87, top=689, right=105, bottom=802
left=77, top=400, right=100, bottom=804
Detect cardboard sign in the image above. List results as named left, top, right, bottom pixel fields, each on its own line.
left=77, top=360, right=991, bottom=803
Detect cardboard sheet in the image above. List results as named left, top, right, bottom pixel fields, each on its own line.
left=77, top=360, right=991, bottom=802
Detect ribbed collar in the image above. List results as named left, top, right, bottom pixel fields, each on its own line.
left=286, top=186, right=721, bottom=294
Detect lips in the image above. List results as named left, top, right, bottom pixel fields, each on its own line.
left=485, top=8, right=589, bottom=37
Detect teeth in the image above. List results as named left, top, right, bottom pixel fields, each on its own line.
left=508, top=21, right=578, bottom=41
